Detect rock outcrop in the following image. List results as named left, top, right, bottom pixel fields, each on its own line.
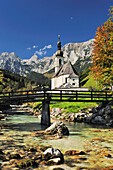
left=88, top=101, right=113, bottom=126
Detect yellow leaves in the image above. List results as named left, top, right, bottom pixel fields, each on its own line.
left=90, top=10, right=113, bottom=88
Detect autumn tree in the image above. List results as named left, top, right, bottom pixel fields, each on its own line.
left=90, top=7, right=113, bottom=89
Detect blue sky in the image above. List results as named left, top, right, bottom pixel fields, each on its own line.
left=0, top=0, right=112, bottom=59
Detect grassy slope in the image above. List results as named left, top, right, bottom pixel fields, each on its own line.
left=80, top=69, right=99, bottom=90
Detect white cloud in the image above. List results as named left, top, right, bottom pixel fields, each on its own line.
left=42, top=44, right=52, bottom=50
left=34, top=51, right=43, bottom=56
left=34, top=50, right=47, bottom=56
left=28, top=43, right=52, bottom=57
left=27, top=47, right=31, bottom=50
left=44, top=51, right=47, bottom=55
left=33, top=45, right=38, bottom=49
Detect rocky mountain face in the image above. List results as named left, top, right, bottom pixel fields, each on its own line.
left=0, top=39, right=94, bottom=76
left=0, top=52, right=23, bottom=74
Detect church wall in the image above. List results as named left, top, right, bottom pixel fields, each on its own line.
left=51, top=78, right=56, bottom=89
left=51, top=75, right=79, bottom=89
left=68, top=77, right=79, bottom=87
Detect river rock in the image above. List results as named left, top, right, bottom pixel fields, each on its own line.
left=91, top=116, right=106, bottom=124
left=84, top=101, right=113, bottom=126
left=98, top=108, right=105, bottom=116
left=42, top=148, right=64, bottom=164
left=45, top=121, right=69, bottom=136
left=105, top=105, right=112, bottom=114
left=65, top=150, right=86, bottom=155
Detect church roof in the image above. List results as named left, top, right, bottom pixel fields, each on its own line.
left=53, top=60, right=79, bottom=78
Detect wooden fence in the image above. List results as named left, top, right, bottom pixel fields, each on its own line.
left=0, top=90, right=112, bottom=104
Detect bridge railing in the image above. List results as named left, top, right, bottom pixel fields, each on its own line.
left=47, top=90, right=113, bottom=102
left=0, top=89, right=112, bottom=103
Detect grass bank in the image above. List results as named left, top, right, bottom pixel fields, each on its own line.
left=50, top=102, right=98, bottom=113
left=28, top=101, right=98, bottom=114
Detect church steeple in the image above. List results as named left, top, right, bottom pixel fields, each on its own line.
left=55, top=35, right=64, bottom=73
left=57, top=35, right=61, bottom=50
left=56, top=35, right=63, bottom=57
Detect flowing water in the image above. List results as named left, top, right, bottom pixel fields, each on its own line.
left=1, top=106, right=113, bottom=169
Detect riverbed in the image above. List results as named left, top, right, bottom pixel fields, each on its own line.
left=0, top=105, right=113, bottom=169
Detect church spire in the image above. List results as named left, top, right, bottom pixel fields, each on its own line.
left=57, top=35, right=61, bottom=50
left=56, top=35, right=63, bottom=56
left=55, top=35, right=64, bottom=73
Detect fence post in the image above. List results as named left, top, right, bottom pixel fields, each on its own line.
left=91, top=91, right=93, bottom=101
left=41, top=100, right=50, bottom=126
left=27, top=91, right=29, bottom=101
left=76, top=91, right=78, bottom=100
left=106, top=92, right=107, bottom=101
left=60, top=91, right=62, bottom=100
left=44, top=90, right=46, bottom=100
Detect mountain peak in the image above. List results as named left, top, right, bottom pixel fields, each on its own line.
left=0, top=38, right=94, bottom=75
left=30, top=54, right=39, bottom=61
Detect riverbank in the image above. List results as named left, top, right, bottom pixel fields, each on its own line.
left=1, top=105, right=113, bottom=169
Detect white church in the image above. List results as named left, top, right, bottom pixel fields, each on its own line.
left=51, top=37, right=79, bottom=89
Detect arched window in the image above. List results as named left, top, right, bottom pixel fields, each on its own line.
left=59, top=59, right=62, bottom=67
left=65, top=78, right=67, bottom=83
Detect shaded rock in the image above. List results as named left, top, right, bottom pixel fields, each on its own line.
left=105, top=105, right=112, bottom=114
left=100, top=153, right=112, bottom=158
left=92, top=107, right=98, bottom=114
left=91, top=116, right=106, bottom=124
left=53, top=168, right=65, bottom=170
left=98, top=108, right=105, bottom=116
left=0, top=154, right=6, bottom=161
left=106, top=120, right=113, bottom=127
left=65, top=150, right=86, bottom=156
left=0, top=149, right=4, bottom=154
left=17, top=159, right=38, bottom=168
left=45, top=121, right=69, bottom=136
left=29, top=148, right=37, bottom=152
left=0, top=114, right=5, bottom=120
left=9, top=153, right=21, bottom=159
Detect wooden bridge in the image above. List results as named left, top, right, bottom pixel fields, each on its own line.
left=0, top=89, right=113, bottom=126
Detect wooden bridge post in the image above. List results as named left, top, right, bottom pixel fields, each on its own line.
left=41, top=100, right=50, bottom=126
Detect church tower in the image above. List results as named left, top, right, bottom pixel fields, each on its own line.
left=55, top=35, right=64, bottom=73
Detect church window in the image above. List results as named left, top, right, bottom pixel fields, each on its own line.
left=72, top=83, right=75, bottom=85
left=65, top=78, right=67, bottom=83
left=59, top=59, right=62, bottom=67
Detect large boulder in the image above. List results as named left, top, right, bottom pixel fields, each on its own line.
left=45, top=121, right=69, bottom=136
left=91, top=116, right=106, bottom=124
left=85, top=101, right=113, bottom=126
left=42, top=148, right=64, bottom=165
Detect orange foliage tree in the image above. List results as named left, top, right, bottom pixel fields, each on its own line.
left=90, top=7, right=113, bottom=89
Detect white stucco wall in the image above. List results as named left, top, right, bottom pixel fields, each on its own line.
left=51, top=75, right=79, bottom=89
